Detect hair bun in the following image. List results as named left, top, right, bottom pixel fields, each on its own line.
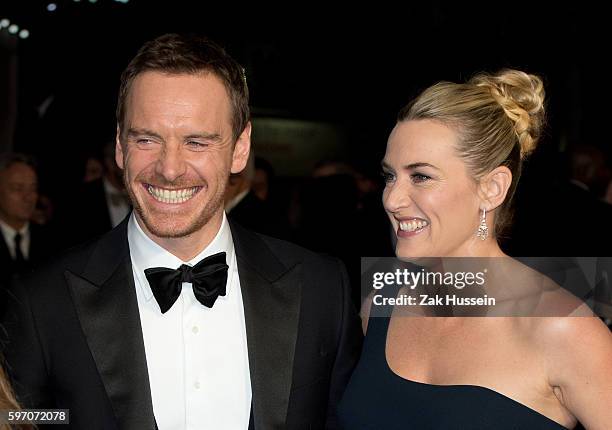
left=472, top=69, right=545, bottom=158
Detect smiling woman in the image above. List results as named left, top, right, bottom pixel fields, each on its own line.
left=338, top=70, right=612, bottom=430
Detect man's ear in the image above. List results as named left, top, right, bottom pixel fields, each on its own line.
left=231, top=122, right=251, bottom=174
left=115, top=125, right=124, bottom=170
left=477, top=166, right=512, bottom=211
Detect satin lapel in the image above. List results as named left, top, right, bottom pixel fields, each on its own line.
left=230, top=222, right=302, bottom=430
left=65, top=220, right=156, bottom=430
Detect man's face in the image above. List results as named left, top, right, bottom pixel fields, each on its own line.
left=0, top=162, right=38, bottom=228
left=116, top=71, right=250, bottom=240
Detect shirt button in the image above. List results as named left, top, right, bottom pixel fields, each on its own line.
left=194, top=381, right=201, bottom=389
left=192, top=326, right=199, bottom=334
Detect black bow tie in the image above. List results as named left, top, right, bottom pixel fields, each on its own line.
left=144, top=252, right=229, bottom=314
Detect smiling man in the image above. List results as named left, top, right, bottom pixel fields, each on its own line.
left=3, top=34, right=362, bottom=430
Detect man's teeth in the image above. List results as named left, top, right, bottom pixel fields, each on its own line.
left=399, top=220, right=429, bottom=232
left=147, top=186, right=199, bottom=204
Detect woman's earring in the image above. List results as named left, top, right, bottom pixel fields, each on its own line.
left=476, top=208, right=488, bottom=240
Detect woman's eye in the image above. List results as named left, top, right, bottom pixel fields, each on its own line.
left=381, top=171, right=396, bottom=183
left=411, top=173, right=431, bottom=183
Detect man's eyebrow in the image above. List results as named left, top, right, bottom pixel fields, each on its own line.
left=126, top=128, right=223, bottom=142
left=126, top=128, right=164, bottom=140
left=381, top=160, right=440, bottom=171
left=184, top=132, right=222, bottom=142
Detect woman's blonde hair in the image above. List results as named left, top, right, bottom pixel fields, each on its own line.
left=399, top=69, right=546, bottom=236
left=0, top=363, right=34, bottom=429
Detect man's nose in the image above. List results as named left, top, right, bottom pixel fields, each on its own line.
left=155, top=145, right=187, bottom=182
left=20, top=188, right=38, bottom=202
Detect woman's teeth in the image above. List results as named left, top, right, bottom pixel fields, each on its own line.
left=399, top=219, right=428, bottom=232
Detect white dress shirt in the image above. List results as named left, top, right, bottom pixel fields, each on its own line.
left=128, top=213, right=251, bottom=430
left=0, top=219, right=30, bottom=260
left=104, top=178, right=131, bottom=228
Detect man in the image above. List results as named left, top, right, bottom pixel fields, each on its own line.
left=225, top=151, right=290, bottom=239
left=0, top=153, right=53, bottom=314
left=64, top=141, right=131, bottom=247
left=3, top=34, right=362, bottom=429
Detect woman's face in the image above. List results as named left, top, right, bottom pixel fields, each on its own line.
left=382, top=119, right=483, bottom=258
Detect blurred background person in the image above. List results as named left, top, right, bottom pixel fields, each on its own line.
left=510, top=143, right=612, bottom=257
left=0, top=153, right=54, bottom=315
left=252, top=156, right=273, bottom=202
left=82, top=154, right=104, bottom=184
left=61, top=140, right=130, bottom=247
left=225, top=150, right=290, bottom=239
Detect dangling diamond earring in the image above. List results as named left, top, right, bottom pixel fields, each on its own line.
left=476, top=208, right=488, bottom=240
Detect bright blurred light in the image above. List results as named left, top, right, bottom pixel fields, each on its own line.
left=8, top=24, right=19, bottom=34
left=0, top=19, right=10, bottom=28
left=88, top=0, right=98, bottom=3
left=114, top=0, right=129, bottom=3
left=47, top=3, right=57, bottom=11
left=19, top=29, right=29, bottom=39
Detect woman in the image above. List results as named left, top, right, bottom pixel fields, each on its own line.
left=338, top=70, right=612, bottom=429
left=0, top=363, right=33, bottom=429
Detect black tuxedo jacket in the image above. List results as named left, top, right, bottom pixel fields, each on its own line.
left=2, top=218, right=362, bottom=429
left=0, top=223, right=55, bottom=316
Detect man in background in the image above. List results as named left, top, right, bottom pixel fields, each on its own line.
left=225, top=151, right=289, bottom=239
left=0, top=153, right=53, bottom=314
left=65, top=141, right=131, bottom=246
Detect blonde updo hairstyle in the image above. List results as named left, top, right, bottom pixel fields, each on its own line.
left=398, top=69, right=546, bottom=237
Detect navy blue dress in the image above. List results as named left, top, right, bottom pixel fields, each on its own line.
left=338, top=314, right=570, bottom=429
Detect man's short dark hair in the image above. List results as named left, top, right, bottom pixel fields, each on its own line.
left=116, top=33, right=249, bottom=142
left=0, top=153, right=37, bottom=174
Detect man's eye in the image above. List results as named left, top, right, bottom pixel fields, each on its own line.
left=136, top=139, right=153, bottom=145
left=187, top=141, right=207, bottom=148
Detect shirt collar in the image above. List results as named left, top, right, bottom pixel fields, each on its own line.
left=570, top=179, right=590, bottom=191
left=128, top=212, right=235, bottom=301
left=0, top=218, right=29, bottom=240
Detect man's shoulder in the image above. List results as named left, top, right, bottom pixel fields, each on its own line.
left=235, top=223, right=337, bottom=262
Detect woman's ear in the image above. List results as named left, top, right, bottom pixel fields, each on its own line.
left=478, top=166, right=512, bottom=210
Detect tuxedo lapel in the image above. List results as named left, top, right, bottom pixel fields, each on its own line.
left=65, top=220, right=156, bottom=430
left=231, top=222, right=302, bottom=430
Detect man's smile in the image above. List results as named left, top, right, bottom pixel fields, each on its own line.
left=143, top=184, right=202, bottom=204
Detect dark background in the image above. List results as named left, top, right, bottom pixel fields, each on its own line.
left=3, top=2, right=609, bottom=170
